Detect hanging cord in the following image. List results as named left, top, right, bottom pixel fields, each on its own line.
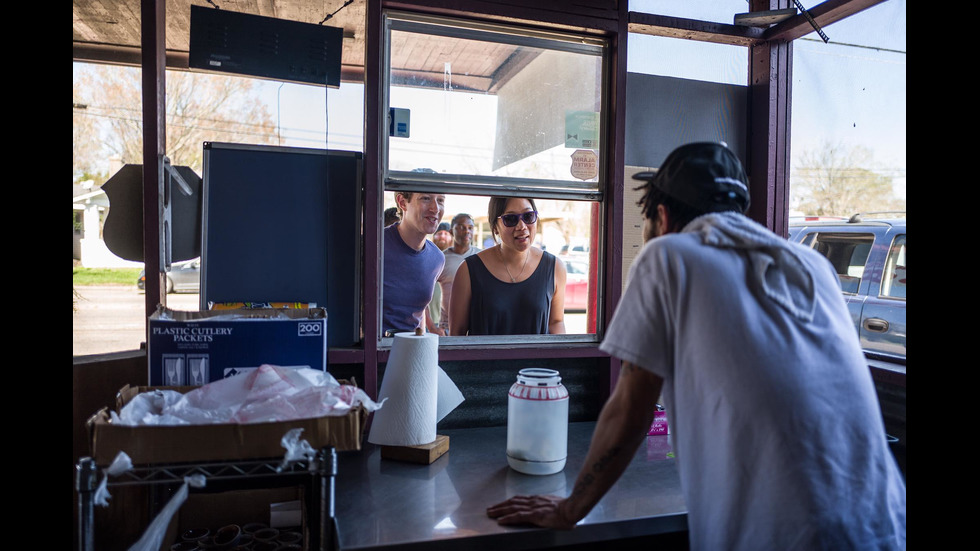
left=205, top=0, right=220, bottom=9
left=319, top=1, right=349, bottom=148
left=321, top=0, right=354, bottom=25
left=277, top=82, right=285, bottom=146
left=791, top=0, right=829, bottom=43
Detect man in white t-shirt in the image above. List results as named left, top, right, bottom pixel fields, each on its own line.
left=487, top=143, right=906, bottom=550
left=437, top=213, right=481, bottom=333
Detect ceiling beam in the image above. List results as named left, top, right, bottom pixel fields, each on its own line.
left=73, top=42, right=189, bottom=69
left=73, top=41, right=366, bottom=82
left=390, top=69, right=490, bottom=92
left=763, top=0, right=888, bottom=42
left=488, top=49, right=541, bottom=94
left=627, top=12, right=765, bottom=47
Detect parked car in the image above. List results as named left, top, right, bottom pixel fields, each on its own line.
left=564, top=259, right=590, bottom=313
left=559, top=242, right=590, bottom=259
left=787, top=214, right=905, bottom=362
left=137, top=258, right=201, bottom=294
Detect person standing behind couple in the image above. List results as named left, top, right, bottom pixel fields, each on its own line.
left=427, top=222, right=453, bottom=332
left=437, top=213, right=481, bottom=334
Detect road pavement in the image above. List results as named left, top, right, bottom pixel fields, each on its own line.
left=73, top=286, right=588, bottom=356
left=72, top=286, right=199, bottom=356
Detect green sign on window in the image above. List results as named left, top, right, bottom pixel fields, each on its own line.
left=565, top=111, right=599, bottom=149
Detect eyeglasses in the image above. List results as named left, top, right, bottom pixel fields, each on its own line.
left=498, top=211, right=538, bottom=228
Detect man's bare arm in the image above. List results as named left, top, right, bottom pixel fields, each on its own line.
left=425, top=307, right=446, bottom=336
left=486, top=361, right=664, bottom=528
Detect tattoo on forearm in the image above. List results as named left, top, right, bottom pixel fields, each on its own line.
left=593, top=446, right=620, bottom=473
left=571, top=446, right=621, bottom=499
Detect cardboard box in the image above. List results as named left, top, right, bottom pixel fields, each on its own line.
left=88, top=383, right=368, bottom=465
left=148, top=307, right=327, bottom=386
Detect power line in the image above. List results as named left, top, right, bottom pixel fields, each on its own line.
left=799, top=37, right=905, bottom=56
left=75, top=107, right=364, bottom=148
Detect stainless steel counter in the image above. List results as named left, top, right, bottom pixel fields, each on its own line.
left=334, top=422, right=688, bottom=550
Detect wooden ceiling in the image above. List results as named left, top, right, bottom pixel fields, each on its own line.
left=74, top=0, right=887, bottom=88
left=73, top=1, right=367, bottom=76
left=72, top=0, right=531, bottom=91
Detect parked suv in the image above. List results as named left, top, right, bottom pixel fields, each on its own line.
left=788, top=214, right=906, bottom=363
left=137, top=257, right=201, bottom=294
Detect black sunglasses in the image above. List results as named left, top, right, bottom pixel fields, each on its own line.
left=498, top=211, right=538, bottom=228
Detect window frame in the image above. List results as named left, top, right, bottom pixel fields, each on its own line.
left=878, top=234, right=906, bottom=301
left=804, top=232, right=876, bottom=296
left=377, top=11, right=612, bottom=346
left=382, top=11, right=611, bottom=201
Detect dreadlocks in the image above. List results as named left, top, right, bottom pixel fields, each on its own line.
left=634, top=179, right=706, bottom=234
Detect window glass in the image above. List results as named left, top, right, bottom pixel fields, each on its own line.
left=808, top=233, right=875, bottom=294
left=880, top=235, right=906, bottom=299
left=790, top=1, right=906, bottom=218
left=380, top=14, right=606, bottom=343
left=384, top=13, right=606, bottom=197
left=73, top=61, right=347, bottom=355
left=382, top=192, right=599, bottom=337
left=627, top=34, right=746, bottom=86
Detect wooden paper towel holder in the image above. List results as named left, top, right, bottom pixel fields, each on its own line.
left=380, top=435, right=450, bottom=464
left=378, top=327, right=450, bottom=464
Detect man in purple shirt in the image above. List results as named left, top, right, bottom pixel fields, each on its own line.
left=382, top=192, right=446, bottom=336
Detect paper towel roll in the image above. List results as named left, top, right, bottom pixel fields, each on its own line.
left=369, top=331, right=440, bottom=446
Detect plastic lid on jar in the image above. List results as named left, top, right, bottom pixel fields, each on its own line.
left=516, top=368, right=561, bottom=386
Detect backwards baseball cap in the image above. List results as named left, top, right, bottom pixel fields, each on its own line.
left=435, top=222, right=451, bottom=233
left=633, top=142, right=750, bottom=214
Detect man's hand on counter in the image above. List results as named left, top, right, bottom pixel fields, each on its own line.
left=486, top=494, right=576, bottom=530
left=487, top=364, right=663, bottom=532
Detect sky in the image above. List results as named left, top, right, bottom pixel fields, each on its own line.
left=791, top=3, right=907, bottom=198
left=625, top=0, right=906, bottom=204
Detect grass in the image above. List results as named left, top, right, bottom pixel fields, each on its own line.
left=73, top=267, right=142, bottom=286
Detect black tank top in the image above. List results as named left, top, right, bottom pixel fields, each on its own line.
left=465, top=252, right=556, bottom=335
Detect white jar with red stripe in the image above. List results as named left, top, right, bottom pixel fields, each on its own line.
left=506, top=368, right=569, bottom=475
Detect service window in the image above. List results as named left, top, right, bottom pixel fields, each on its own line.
left=808, top=233, right=875, bottom=294
left=880, top=234, right=906, bottom=299
left=380, top=13, right=608, bottom=342
left=382, top=191, right=600, bottom=337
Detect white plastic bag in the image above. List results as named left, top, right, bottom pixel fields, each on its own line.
left=115, top=365, right=382, bottom=426
left=126, top=475, right=206, bottom=551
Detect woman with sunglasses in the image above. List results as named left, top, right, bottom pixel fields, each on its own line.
left=449, top=197, right=567, bottom=336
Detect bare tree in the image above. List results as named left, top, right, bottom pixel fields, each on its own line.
left=73, top=63, right=277, bottom=183
left=73, top=83, right=104, bottom=184
left=791, top=142, right=904, bottom=217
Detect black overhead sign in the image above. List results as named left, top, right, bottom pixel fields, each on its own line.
left=189, top=5, right=343, bottom=87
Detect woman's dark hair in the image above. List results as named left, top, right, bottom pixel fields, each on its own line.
left=635, top=182, right=704, bottom=234
left=488, top=197, right=538, bottom=242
